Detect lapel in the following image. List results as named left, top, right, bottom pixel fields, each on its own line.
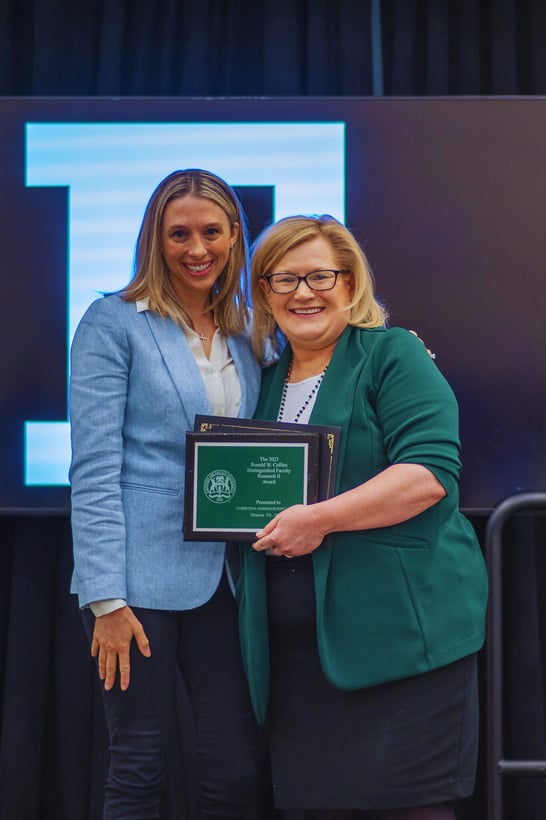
left=255, top=345, right=291, bottom=420
left=257, top=326, right=358, bottom=492
left=143, top=309, right=210, bottom=426
left=256, top=326, right=380, bottom=493
left=139, top=302, right=260, bottom=425
left=226, top=332, right=260, bottom=419
left=309, top=325, right=356, bottom=489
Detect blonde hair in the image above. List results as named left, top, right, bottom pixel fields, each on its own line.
left=120, top=169, right=250, bottom=335
left=251, top=214, right=387, bottom=362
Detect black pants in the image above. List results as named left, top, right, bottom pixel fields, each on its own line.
left=83, top=572, right=261, bottom=819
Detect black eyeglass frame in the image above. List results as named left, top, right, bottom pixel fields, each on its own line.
left=262, top=269, right=350, bottom=294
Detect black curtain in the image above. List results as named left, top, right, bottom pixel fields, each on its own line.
left=1, top=0, right=546, bottom=97
left=1, top=2, right=546, bottom=818
left=381, top=0, right=546, bottom=95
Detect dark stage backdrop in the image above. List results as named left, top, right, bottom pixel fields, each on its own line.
left=0, top=96, right=545, bottom=515
left=1, top=2, right=546, bottom=819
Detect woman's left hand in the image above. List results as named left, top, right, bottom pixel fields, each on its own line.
left=252, top=504, right=326, bottom=558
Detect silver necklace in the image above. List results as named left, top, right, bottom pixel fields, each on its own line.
left=277, top=356, right=328, bottom=423
left=195, top=317, right=215, bottom=345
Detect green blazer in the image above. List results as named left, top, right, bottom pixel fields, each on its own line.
left=237, top=325, right=488, bottom=723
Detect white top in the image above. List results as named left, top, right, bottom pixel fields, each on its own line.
left=182, top=324, right=242, bottom=418
left=278, top=375, right=322, bottom=424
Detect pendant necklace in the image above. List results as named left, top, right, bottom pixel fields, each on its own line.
left=277, top=356, right=328, bottom=423
left=195, top=316, right=216, bottom=346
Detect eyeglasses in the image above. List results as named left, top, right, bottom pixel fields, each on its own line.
left=262, top=269, right=350, bottom=294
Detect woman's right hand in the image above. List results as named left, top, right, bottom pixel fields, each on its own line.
left=91, top=606, right=151, bottom=691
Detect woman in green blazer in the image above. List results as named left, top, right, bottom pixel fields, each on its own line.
left=237, top=215, right=488, bottom=820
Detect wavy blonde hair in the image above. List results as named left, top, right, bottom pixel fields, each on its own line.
left=251, top=214, right=387, bottom=362
left=120, top=169, right=250, bottom=335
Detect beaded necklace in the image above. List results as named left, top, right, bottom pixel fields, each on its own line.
left=277, top=356, right=328, bottom=423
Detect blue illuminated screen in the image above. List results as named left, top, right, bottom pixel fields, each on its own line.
left=23, top=121, right=345, bottom=489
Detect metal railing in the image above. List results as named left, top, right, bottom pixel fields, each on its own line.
left=485, top=492, right=546, bottom=820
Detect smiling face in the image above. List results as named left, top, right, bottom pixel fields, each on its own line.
left=161, top=194, right=239, bottom=308
left=260, top=235, right=353, bottom=356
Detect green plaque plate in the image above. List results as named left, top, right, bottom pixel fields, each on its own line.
left=184, top=431, right=320, bottom=541
left=194, top=414, right=341, bottom=502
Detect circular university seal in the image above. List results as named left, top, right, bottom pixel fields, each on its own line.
left=203, top=470, right=237, bottom=504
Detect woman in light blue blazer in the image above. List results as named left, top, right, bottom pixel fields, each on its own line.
left=69, top=170, right=262, bottom=819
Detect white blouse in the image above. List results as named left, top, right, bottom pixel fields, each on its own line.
left=182, top=324, right=242, bottom=418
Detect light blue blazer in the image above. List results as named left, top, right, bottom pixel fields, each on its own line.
left=69, top=294, right=261, bottom=610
